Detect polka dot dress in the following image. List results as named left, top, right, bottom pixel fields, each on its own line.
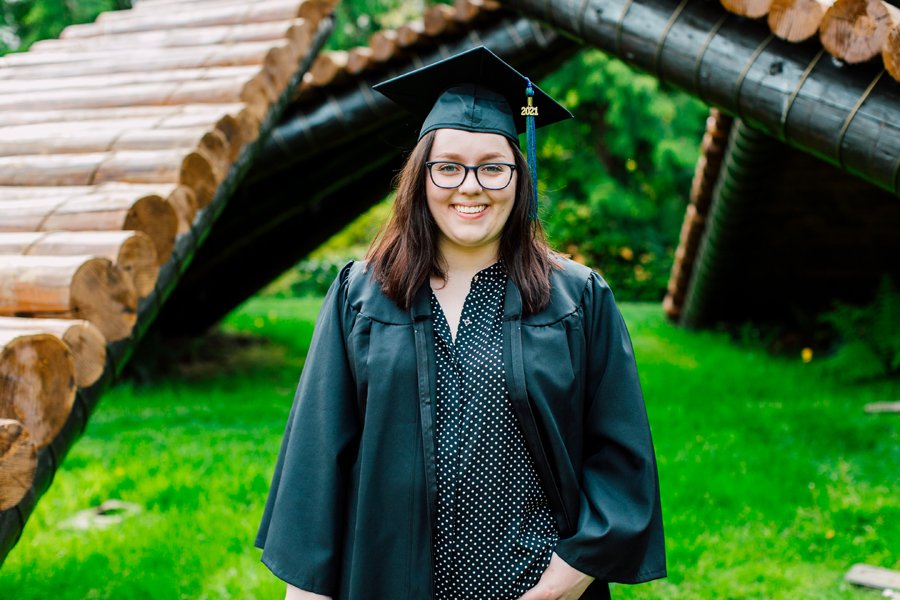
left=430, top=262, right=558, bottom=600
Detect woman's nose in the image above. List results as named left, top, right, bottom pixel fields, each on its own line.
left=458, top=167, right=482, bottom=193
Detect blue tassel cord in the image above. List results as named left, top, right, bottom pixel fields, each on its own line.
left=524, top=78, right=538, bottom=220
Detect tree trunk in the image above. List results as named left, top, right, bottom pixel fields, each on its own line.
left=59, top=0, right=308, bottom=39
left=0, top=231, right=159, bottom=298
left=0, top=419, right=36, bottom=511
left=0, top=74, right=272, bottom=114
left=0, top=101, right=245, bottom=131
left=0, top=125, right=214, bottom=157
left=0, top=256, right=137, bottom=342
left=0, top=181, right=190, bottom=246
left=0, top=65, right=260, bottom=95
left=0, top=317, right=106, bottom=388
left=0, top=334, right=76, bottom=450
left=29, top=19, right=305, bottom=53
left=0, top=194, right=177, bottom=264
left=0, top=149, right=217, bottom=210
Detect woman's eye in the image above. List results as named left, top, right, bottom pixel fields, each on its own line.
left=480, top=165, right=504, bottom=174
left=437, top=163, right=461, bottom=173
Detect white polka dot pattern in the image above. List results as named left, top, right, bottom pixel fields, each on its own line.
left=431, top=262, right=558, bottom=600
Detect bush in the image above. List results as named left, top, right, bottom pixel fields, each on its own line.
left=537, top=50, right=708, bottom=300
left=289, top=256, right=350, bottom=298
left=819, top=277, right=900, bottom=380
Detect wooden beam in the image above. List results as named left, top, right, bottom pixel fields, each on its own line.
left=500, top=0, right=900, bottom=196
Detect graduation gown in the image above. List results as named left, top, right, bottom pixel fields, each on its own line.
left=255, top=257, right=666, bottom=599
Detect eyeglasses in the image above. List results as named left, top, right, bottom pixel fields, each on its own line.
left=425, top=161, right=516, bottom=190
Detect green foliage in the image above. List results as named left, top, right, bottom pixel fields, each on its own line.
left=819, top=277, right=900, bottom=381
left=537, top=51, right=707, bottom=300
left=324, top=0, right=450, bottom=50
left=0, top=0, right=127, bottom=55
left=3, top=297, right=897, bottom=598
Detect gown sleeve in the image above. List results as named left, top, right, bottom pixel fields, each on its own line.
left=553, top=271, right=666, bottom=583
left=255, top=261, right=360, bottom=596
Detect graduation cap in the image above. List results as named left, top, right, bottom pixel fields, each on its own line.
left=373, top=46, right=572, bottom=219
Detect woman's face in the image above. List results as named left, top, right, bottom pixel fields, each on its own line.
left=425, top=128, right=517, bottom=256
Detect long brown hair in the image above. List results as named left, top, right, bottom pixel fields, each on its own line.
left=367, top=129, right=556, bottom=314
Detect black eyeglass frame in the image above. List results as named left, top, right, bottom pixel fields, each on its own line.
left=424, top=161, right=517, bottom=190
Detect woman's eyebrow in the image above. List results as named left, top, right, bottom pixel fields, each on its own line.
left=430, top=151, right=512, bottom=161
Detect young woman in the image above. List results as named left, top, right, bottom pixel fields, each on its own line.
left=256, top=47, right=665, bottom=600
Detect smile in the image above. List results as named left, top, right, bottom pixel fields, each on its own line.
left=454, top=204, right=487, bottom=214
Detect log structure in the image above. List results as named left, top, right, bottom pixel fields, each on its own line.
left=3, top=0, right=898, bottom=574
left=499, top=0, right=900, bottom=196
left=0, top=0, right=337, bottom=564
left=667, top=115, right=900, bottom=327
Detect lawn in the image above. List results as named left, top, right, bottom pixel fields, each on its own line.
left=1, top=296, right=896, bottom=599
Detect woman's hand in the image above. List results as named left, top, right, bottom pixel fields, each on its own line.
left=285, top=584, right=331, bottom=600
left=517, top=552, right=595, bottom=600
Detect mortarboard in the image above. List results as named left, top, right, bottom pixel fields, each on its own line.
left=373, top=46, right=573, bottom=219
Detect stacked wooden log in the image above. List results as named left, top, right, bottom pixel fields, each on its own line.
left=0, top=0, right=335, bottom=512
left=664, top=109, right=733, bottom=321
left=295, top=0, right=502, bottom=95
left=721, top=0, right=900, bottom=80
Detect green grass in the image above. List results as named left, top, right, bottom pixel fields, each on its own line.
left=1, top=298, right=896, bottom=599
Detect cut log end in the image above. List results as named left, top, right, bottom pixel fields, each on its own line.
left=166, top=184, right=199, bottom=235
left=768, top=0, right=829, bottom=42
left=124, top=196, right=177, bottom=265
left=0, top=317, right=106, bottom=388
left=369, top=30, right=398, bottom=63
left=0, top=334, right=76, bottom=449
left=884, top=25, right=900, bottom=81
left=0, top=419, right=37, bottom=510
left=180, top=152, right=218, bottom=211
left=70, top=258, right=137, bottom=342
left=117, top=232, right=160, bottom=298
left=720, top=0, right=775, bottom=19
left=820, top=0, right=895, bottom=63
left=59, top=321, right=107, bottom=388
